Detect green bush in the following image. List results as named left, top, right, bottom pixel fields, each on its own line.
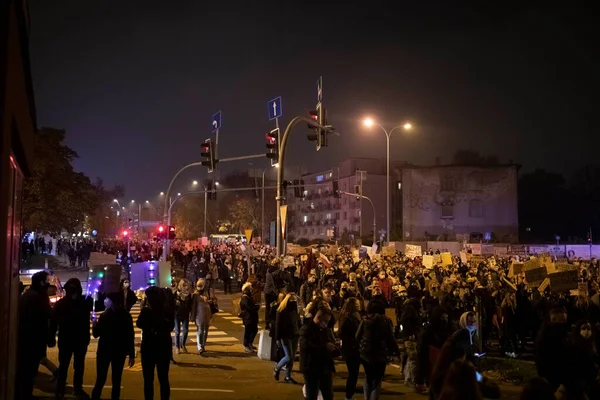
left=480, top=357, right=537, bottom=385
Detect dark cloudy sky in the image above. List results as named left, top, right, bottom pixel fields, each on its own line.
left=29, top=1, right=598, bottom=200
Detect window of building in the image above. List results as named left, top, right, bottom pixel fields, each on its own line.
left=397, top=182, right=402, bottom=190
left=343, top=211, right=347, bottom=220
left=318, top=188, right=321, bottom=194
left=358, top=210, right=361, bottom=217
left=311, top=228, right=315, bottom=234
left=328, top=172, right=332, bottom=178
left=326, top=213, right=331, bottom=220
left=310, top=202, right=315, bottom=209
left=303, top=215, right=308, bottom=223
left=441, top=203, right=454, bottom=218
left=335, top=212, right=340, bottom=220
left=303, top=190, right=308, bottom=197
left=316, top=175, right=324, bottom=182
left=469, top=199, right=483, bottom=218
left=441, top=176, right=455, bottom=191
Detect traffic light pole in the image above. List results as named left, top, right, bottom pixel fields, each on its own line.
left=275, top=116, right=322, bottom=257
left=161, top=153, right=265, bottom=260
left=339, top=191, right=377, bottom=244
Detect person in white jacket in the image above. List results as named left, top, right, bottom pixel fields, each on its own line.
left=190, top=279, right=212, bottom=354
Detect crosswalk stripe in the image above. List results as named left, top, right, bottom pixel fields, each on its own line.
left=221, top=316, right=239, bottom=320
left=230, top=320, right=244, bottom=325
left=191, top=337, right=239, bottom=343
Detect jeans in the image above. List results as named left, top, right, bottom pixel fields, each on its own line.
left=276, top=338, right=298, bottom=377
left=244, top=323, right=258, bottom=348
left=91, top=353, right=126, bottom=400
left=56, top=344, right=88, bottom=395
left=303, top=372, right=334, bottom=400
left=345, top=356, right=361, bottom=399
left=174, top=316, right=189, bottom=347
left=141, top=350, right=170, bottom=400
left=196, top=323, right=209, bottom=350
left=362, top=360, right=387, bottom=400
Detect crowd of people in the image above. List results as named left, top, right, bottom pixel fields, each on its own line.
left=15, top=237, right=600, bottom=400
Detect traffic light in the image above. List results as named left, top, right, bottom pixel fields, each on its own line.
left=157, top=225, right=165, bottom=239
left=354, top=184, right=361, bottom=200
left=333, top=180, right=340, bottom=198
left=122, top=230, right=129, bottom=237
left=168, top=225, right=176, bottom=240
left=307, top=105, right=328, bottom=151
left=201, top=138, right=217, bottom=173
left=266, top=128, right=279, bottom=166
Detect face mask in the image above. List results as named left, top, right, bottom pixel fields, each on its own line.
left=124, top=282, right=130, bottom=288
left=467, top=325, right=476, bottom=333
left=581, top=329, right=592, bottom=339
left=379, top=275, right=385, bottom=280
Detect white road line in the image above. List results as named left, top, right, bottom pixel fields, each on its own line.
left=230, top=320, right=244, bottom=325
left=221, top=316, right=240, bottom=320
left=191, top=337, right=239, bottom=343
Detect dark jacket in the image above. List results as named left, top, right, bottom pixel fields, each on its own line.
left=535, top=322, right=570, bottom=388
left=175, top=292, right=193, bottom=320
left=275, top=303, right=300, bottom=340
left=299, top=320, right=337, bottom=374
left=93, top=307, right=135, bottom=357
left=240, top=293, right=260, bottom=325
left=50, top=295, right=94, bottom=348
left=338, top=313, right=361, bottom=359
left=357, top=314, right=399, bottom=364
left=416, top=310, right=451, bottom=385
left=120, top=288, right=137, bottom=312
left=18, top=286, right=51, bottom=357
left=136, top=307, right=174, bottom=357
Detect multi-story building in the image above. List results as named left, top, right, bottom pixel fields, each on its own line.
left=287, top=159, right=519, bottom=244
left=401, top=164, right=519, bottom=242
left=287, top=158, right=388, bottom=242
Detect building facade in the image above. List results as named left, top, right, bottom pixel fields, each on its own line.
left=401, top=165, right=519, bottom=243
left=0, top=0, right=36, bottom=397
left=287, top=159, right=519, bottom=244
left=287, top=158, right=388, bottom=243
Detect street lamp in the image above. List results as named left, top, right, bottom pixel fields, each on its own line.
left=159, top=192, right=164, bottom=196
left=192, top=180, right=198, bottom=186
left=362, top=117, right=413, bottom=244
left=145, top=200, right=149, bottom=204
left=130, top=200, right=135, bottom=203
left=215, top=181, right=220, bottom=186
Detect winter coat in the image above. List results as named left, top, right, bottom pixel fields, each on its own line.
left=299, top=320, right=337, bottom=374
left=535, top=322, right=570, bottom=388
left=190, top=291, right=212, bottom=325
left=275, top=303, right=300, bottom=340
left=93, top=307, right=135, bottom=357
left=356, top=313, right=399, bottom=364
left=338, top=313, right=361, bottom=360
left=240, top=293, right=260, bottom=325
left=136, top=307, right=174, bottom=357
left=50, top=295, right=94, bottom=348
left=18, top=287, right=51, bottom=358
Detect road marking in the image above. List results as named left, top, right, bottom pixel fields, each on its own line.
left=221, top=316, right=239, bottom=320
left=219, top=312, right=232, bottom=316
left=171, top=388, right=234, bottom=393
left=191, top=336, right=239, bottom=343
left=230, top=320, right=244, bottom=325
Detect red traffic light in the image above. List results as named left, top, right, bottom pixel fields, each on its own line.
left=158, top=225, right=164, bottom=232
left=122, top=230, right=128, bottom=237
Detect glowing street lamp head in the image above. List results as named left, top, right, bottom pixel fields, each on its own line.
left=363, top=118, right=375, bottom=128
left=145, top=200, right=149, bottom=204
left=215, top=182, right=220, bottom=186
left=192, top=180, right=198, bottom=185
left=273, top=163, right=279, bottom=168
left=403, top=122, right=413, bottom=130
left=177, top=192, right=181, bottom=196
left=159, top=192, right=164, bottom=196
left=113, top=199, right=118, bottom=203
left=130, top=200, right=135, bottom=203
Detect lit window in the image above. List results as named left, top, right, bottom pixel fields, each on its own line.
left=397, top=182, right=402, bottom=190
left=303, top=215, right=308, bottom=223
left=326, top=213, right=332, bottom=220
left=316, top=175, right=324, bottom=182
left=303, top=190, right=308, bottom=196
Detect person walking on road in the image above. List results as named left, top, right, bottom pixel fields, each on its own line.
left=273, top=292, right=300, bottom=384
left=190, top=279, right=212, bottom=354
left=240, top=282, right=260, bottom=353
left=137, top=286, right=174, bottom=400
left=91, top=292, right=135, bottom=400
left=16, top=271, right=52, bottom=400
left=49, top=278, right=94, bottom=399
left=174, top=279, right=193, bottom=354
left=338, top=297, right=363, bottom=400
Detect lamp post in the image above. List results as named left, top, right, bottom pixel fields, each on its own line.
left=261, top=164, right=278, bottom=243
left=363, top=118, right=412, bottom=244
left=112, top=199, right=122, bottom=232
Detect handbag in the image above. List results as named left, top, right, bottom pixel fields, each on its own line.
left=208, top=288, right=219, bottom=314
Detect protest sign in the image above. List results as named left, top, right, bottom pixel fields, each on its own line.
left=549, top=270, right=578, bottom=293
left=441, top=252, right=453, bottom=267
left=525, top=266, right=547, bottom=287
left=405, top=244, right=422, bottom=259
left=90, top=252, right=117, bottom=267
left=422, top=255, right=434, bottom=269
left=459, top=251, right=468, bottom=264
left=502, top=277, right=517, bottom=291
left=508, top=244, right=528, bottom=257
left=509, top=262, right=524, bottom=278
left=523, top=258, right=541, bottom=271
left=470, top=255, right=485, bottom=266
left=555, top=263, right=578, bottom=273
left=469, top=243, right=482, bottom=255
left=538, top=277, right=550, bottom=294
left=283, top=256, right=295, bottom=267
left=382, top=245, right=395, bottom=257
left=371, top=243, right=378, bottom=255
left=433, top=254, right=441, bottom=265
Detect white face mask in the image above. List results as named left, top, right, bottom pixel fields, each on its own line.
left=581, top=329, right=592, bottom=339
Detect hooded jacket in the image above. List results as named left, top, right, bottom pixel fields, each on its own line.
left=447, top=312, right=480, bottom=363
left=50, top=278, right=94, bottom=348
left=18, top=271, right=52, bottom=357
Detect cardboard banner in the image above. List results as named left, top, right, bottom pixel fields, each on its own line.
left=441, top=252, right=453, bottom=267
left=245, top=229, right=253, bottom=243
left=405, top=244, right=422, bottom=259
left=103, top=264, right=123, bottom=294
left=459, top=251, right=468, bottom=264
left=509, top=262, right=524, bottom=278
left=469, top=243, right=482, bottom=255
left=382, top=245, right=395, bottom=257
left=470, top=255, right=485, bottom=266
left=523, top=258, right=541, bottom=271
left=422, top=255, right=434, bottom=269
left=508, top=244, right=528, bottom=257
left=556, top=263, right=578, bottom=273
left=433, top=254, right=441, bottom=265
left=578, top=282, right=589, bottom=298
left=525, top=266, right=548, bottom=287
left=538, top=277, right=550, bottom=294
left=90, top=252, right=117, bottom=267
left=549, top=270, right=578, bottom=293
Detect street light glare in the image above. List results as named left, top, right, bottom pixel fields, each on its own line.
left=215, top=182, right=220, bottom=186
left=177, top=192, right=181, bottom=196
left=273, top=163, right=279, bottom=168
left=403, top=122, right=413, bottom=130
left=363, top=118, right=374, bottom=128
left=145, top=200, right=149, bottom=204
left=113, top=199, right=118, bottom=202
left=130, top=200, right=135, bottom=203
left=192, top=180, right=198, bottom=185
left=159, top=192, right=164, bottom=196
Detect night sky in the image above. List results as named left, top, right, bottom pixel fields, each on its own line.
left=29, top=1, right=598, bottom=201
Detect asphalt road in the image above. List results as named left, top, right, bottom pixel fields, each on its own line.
left=30, top=268, right=522, bottom=399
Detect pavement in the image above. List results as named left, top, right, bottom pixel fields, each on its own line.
left=27, top=265, right=524, bottom=399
